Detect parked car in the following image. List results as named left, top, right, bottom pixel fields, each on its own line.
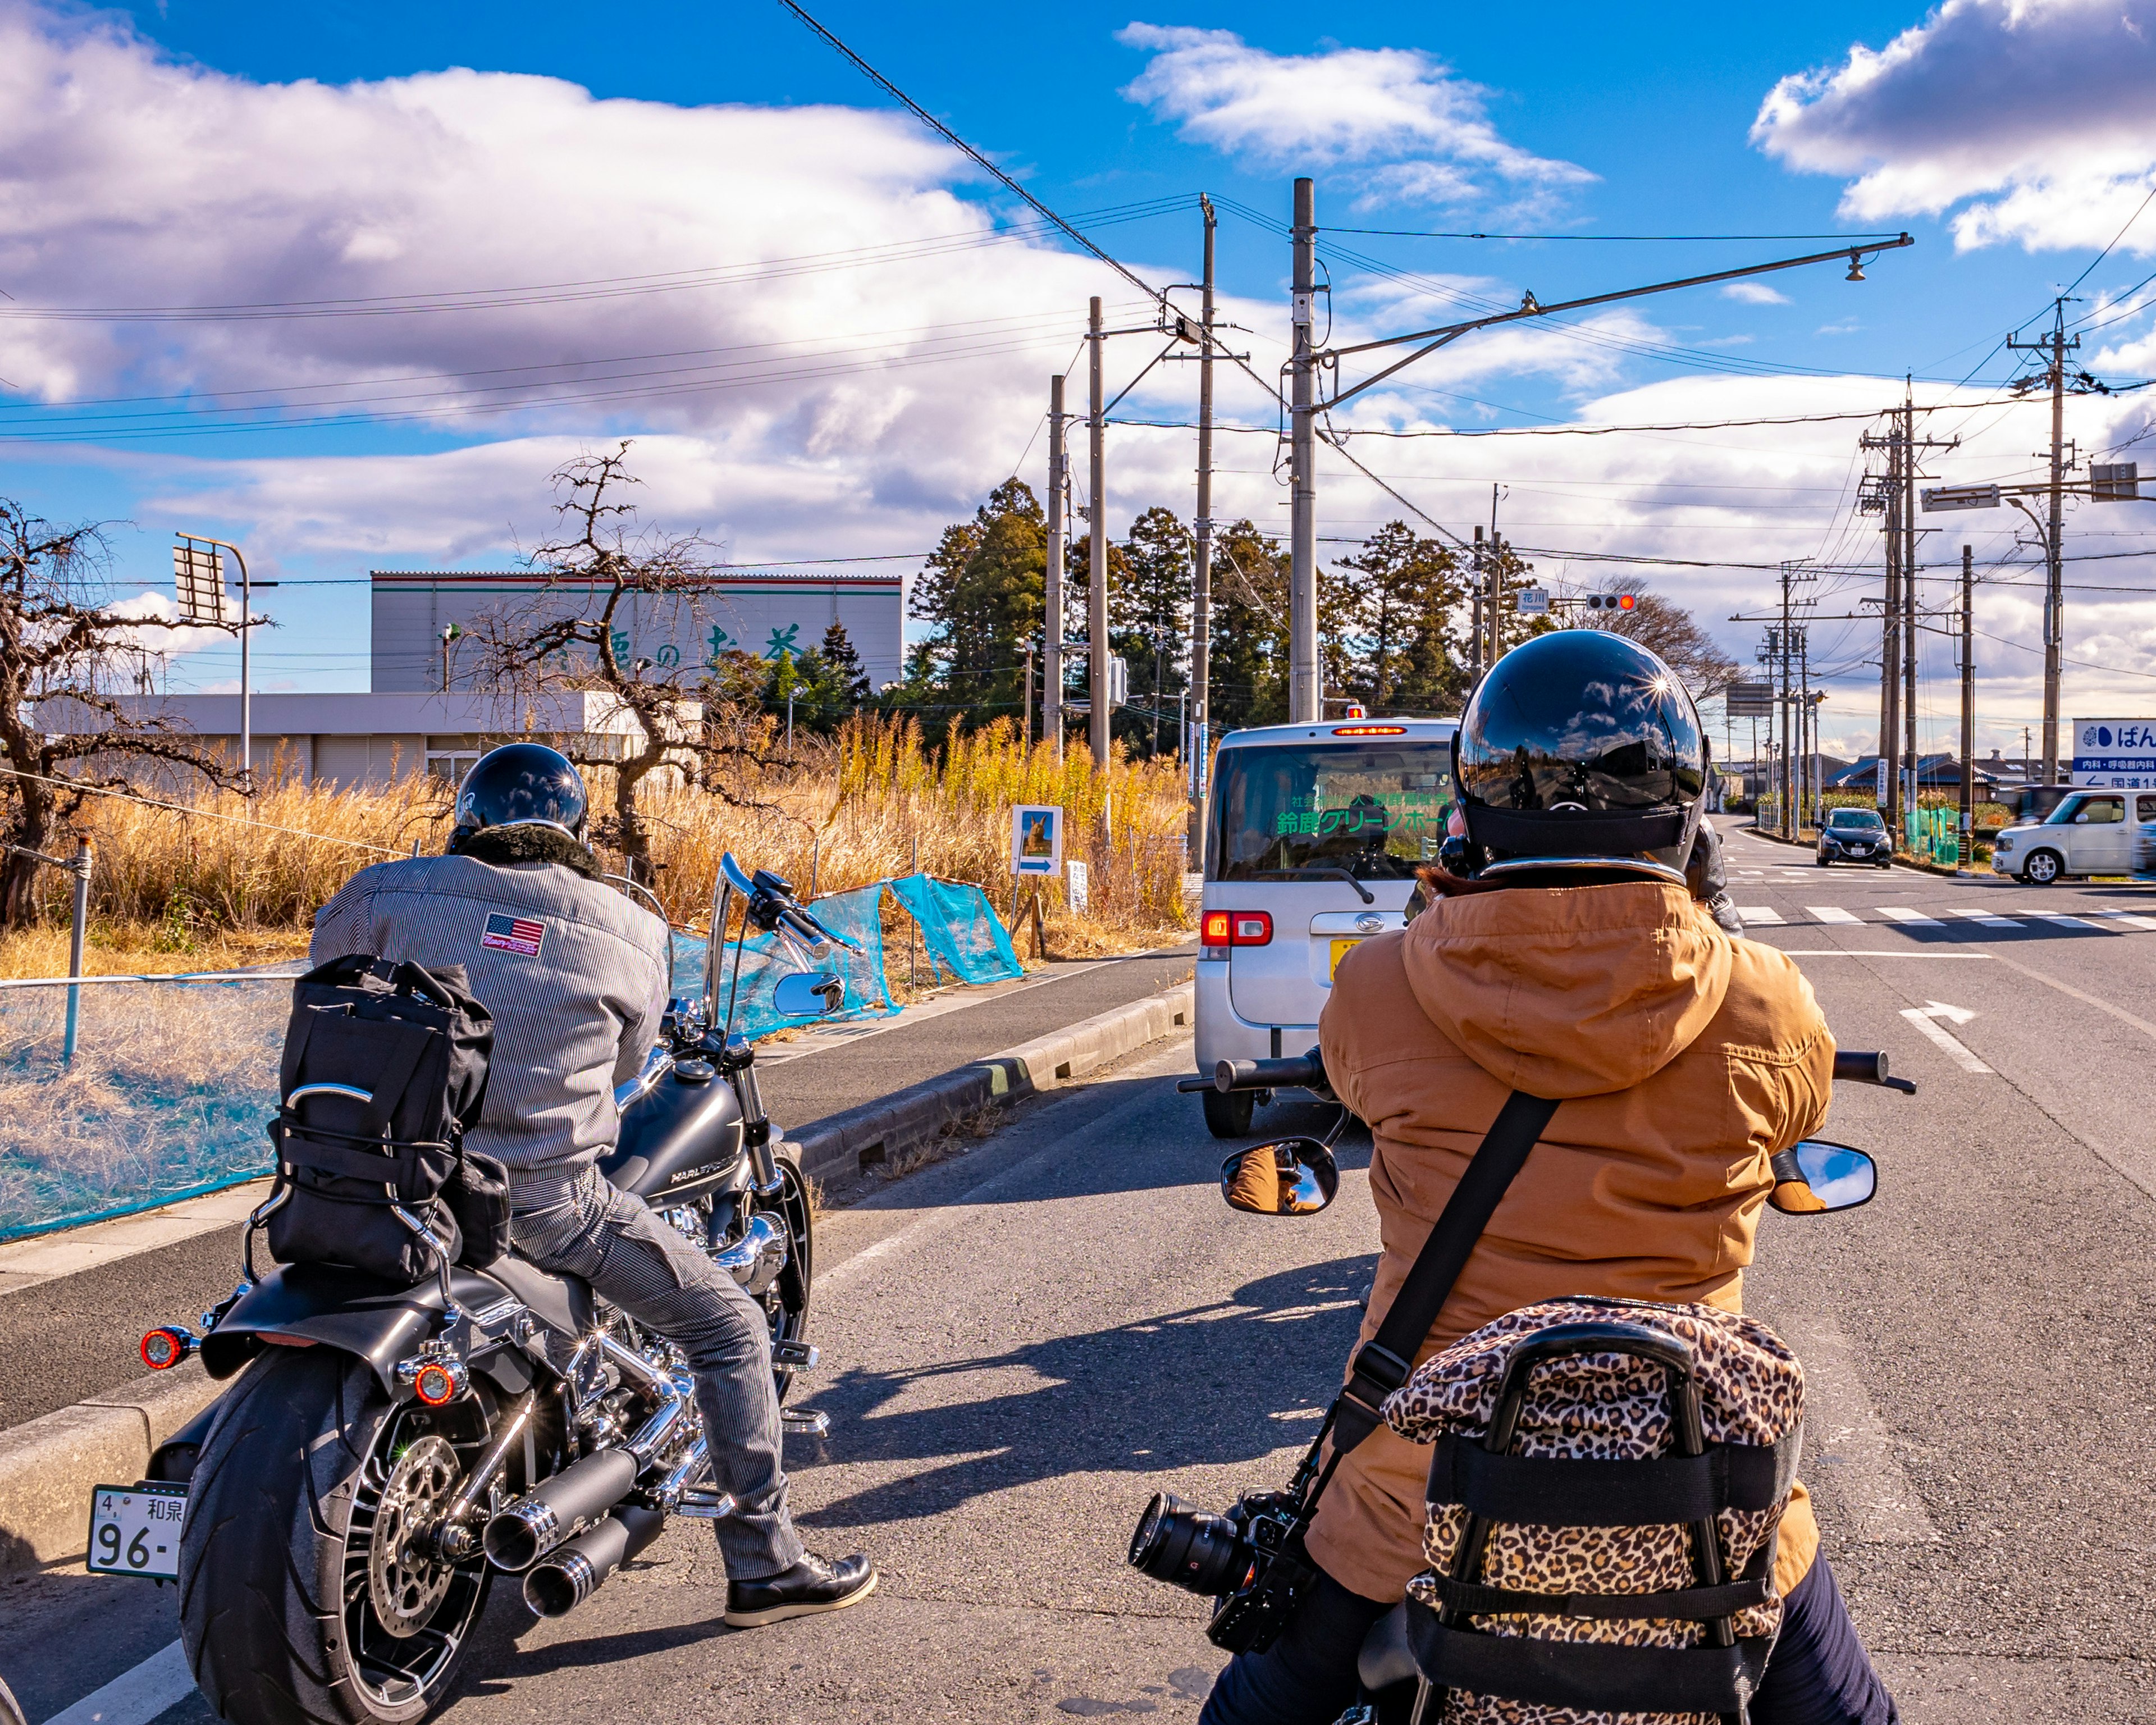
left=1194, top=716, right=1457, bottom=1137
left=1999, top=784, right=2076, bottom=828
left=1990, top=789, right=2156, bottom=882
left=1817, top=806, right=1893, bottom=868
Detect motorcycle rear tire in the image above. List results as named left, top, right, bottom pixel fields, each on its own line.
left=180, top=1348, right=492, bottom=1725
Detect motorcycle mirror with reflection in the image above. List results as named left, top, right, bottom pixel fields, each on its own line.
left=1767, top=1139, right=1878, bottom=1215
left=771, top=970, right=846, bottom=1019
left=1220, top=1138, right=1340, bottom=1216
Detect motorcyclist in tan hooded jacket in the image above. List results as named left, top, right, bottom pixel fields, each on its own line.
left=1200, top=631, right=1898, bottom=1725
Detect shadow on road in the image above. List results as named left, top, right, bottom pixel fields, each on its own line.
left=791, top=1254, right=1376, bottom=1530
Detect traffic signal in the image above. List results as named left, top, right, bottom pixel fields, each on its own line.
left=1584, top=593, right=1637, bottom=612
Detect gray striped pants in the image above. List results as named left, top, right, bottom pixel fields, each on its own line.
left=511, top=1167, right=803, bottom=1580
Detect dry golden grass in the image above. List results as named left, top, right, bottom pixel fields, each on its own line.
left=2, top=713, right=1192, bottom=976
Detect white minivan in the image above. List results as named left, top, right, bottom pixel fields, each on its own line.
left=1990, top=788, right=2156, bottom=883
left=1194, top=717, right=1458, bottom=1137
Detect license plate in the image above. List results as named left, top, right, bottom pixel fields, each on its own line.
left=86, top=1482, right=188, bottom=1580
left=1328, top=938, right=1362, bottom=979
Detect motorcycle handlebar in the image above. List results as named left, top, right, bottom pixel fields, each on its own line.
left=1833, top=1050, right=1916, bottom=1094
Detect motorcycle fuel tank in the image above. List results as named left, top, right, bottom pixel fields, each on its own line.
left=601, top=1063, right=745, bottom=1203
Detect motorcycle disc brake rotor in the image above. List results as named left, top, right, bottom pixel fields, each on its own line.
left=367, top=1435, right=463, bottom=1638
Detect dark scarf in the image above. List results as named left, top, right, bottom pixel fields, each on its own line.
left=449, top=823, right=602, bottom=880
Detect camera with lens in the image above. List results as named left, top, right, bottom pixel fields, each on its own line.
left=1127, top=1485, right=1318, bottom=1655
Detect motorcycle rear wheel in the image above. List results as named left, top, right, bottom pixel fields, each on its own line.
left=180, top=1348, right=493, bottom=1725
left=765, top=1144, right=813, bottom=1403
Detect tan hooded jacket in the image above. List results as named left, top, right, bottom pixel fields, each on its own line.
left=1305, top=879, right=1834, bottom=1604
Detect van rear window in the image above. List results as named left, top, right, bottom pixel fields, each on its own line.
left=1208, top=742, right=1454, bottom=883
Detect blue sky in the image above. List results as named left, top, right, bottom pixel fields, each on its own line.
left=7, top=0, right=2156, bottom=755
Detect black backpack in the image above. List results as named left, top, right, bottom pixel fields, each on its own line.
left=264, top=954, right=507, bottom=1283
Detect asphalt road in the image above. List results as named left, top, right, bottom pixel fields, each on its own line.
left=8, top=840, right=2156, bottom=1721
left=0, top=947, right=1193, bottom=1432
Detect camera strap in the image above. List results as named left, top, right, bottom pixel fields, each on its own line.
left=1327, top=1089, right=1561, bottom=1461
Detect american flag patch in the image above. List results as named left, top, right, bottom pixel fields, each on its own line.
left=481, top=912, right=545, bottom=957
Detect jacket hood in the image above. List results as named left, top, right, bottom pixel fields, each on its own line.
left=1399, top=880, right=1732, bottom=1098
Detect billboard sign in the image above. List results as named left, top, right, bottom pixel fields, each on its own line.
left=2071, top=719, right=2156, bottom=787
left=1724, top=680, right=1773, bottom=718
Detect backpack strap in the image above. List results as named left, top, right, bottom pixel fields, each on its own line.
left=1404, top=1600, right=1774, bottom=1713
left=1423, top=1427, right=1803, bottom=1525
left=1330, top=1090, right=1561, bottom=1458
left=1418, top=1534, right=1778, bottom=1622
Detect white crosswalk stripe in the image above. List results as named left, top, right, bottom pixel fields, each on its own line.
left=2094, top=907, right=2156, bottom=930
left=1735, top=906, right=1784, bottom=925
left=1805, top=906, right=1863, bottom=924
left=2025, top=911, right=2105, bottom=930
left=1876, top=906, right=1943, bottom=925
left=1946, top=907, right=2020, bottom=927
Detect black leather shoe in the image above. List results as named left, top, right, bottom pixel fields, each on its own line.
left=724, top=1551, right=877, bottom=1627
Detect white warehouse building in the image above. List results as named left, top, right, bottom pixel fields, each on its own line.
left=371, top=569, right=906, bottom=693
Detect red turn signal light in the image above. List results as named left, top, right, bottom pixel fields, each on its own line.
left=140, top=1327, right=195, bottom=1371
left=1331, top=724, right=1406, bottom=736
left=1201, top=910, right=1274, bottom=948
left=411, top=1359, right=468, bottom=1406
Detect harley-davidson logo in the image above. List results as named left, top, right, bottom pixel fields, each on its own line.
left=669, top=1162, right=723, bottom=1185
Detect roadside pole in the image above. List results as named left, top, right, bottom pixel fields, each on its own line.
left=1287, top=177, right=1319, bottom=724
left=2008, top=301, right=2077, bottom=784
left=1189, top=195, right=1215, bottom=854
left=1902, top=392, right=1920, bottom=825
left=1089, top=297, right=1109, bottom=764
left=62, top=837, right=91, bottom=1067
left=1046, top=373, right=1066, bottom=763
left=1961, top=543, right=1976, bottom=870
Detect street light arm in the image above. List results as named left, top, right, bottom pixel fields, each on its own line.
left=1321, top=234, right=1914, bottom=411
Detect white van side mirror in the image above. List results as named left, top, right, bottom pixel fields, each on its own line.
left=2076, top=812, right=2091, bottom=823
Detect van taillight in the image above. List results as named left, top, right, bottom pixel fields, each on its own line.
left=1201, top=911, right=1272, bottom=947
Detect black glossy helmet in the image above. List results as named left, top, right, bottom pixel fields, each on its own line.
left=451, top=742, right=589, bottom=845
left=1450, top=630, right=1707, bottom=884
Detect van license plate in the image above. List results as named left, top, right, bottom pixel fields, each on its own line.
left=86, top=1482, right=188, bottom=1580
left=1328, top=938, right=1362, bottom=979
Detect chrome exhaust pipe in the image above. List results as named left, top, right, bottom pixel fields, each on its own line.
left=522, top=1505, right=667, bottom=1617
left=482, top=1448, right=638, bottom=1572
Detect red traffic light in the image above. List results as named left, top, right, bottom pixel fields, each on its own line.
left=1617, top=592, right=1636, bottom=610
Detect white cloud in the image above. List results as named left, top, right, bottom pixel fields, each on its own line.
left=1116, top=24, right=1592, bottom=211
left=1721, top=282, right=1790, bottom=305
left=1752, top=0, right=2156, bottom=253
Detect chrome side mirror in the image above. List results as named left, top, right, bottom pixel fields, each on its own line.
left=1767, top=1140, right=1878, bottom=1215
left=772, top=970, right=845, bottom=1019
left=1221, top=1138, right=1339, bottom=1216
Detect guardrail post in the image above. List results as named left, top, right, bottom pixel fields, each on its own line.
left=63, top=836, right=92, bottom=1067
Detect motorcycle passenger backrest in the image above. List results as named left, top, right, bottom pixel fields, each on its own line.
left=485, top=1254, right=598, bottom=1339
left=601, top=1064, right=746, bottom=1203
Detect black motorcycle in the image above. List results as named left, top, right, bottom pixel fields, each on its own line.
left=99, top=854, right=847, bottom=1725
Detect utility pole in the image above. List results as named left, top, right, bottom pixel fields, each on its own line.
left=1960, top=543, right=1976, bottom=870
left=1190, top=194, right=1216, bottom=849
left=1902, top=392, right=1919, bottom=822
left=1045, top=373, right=1066, bottom=763
left=1021, top=644, right=1034, bottom=750
left=2008, top=299, right=2079, bottom=784
left=1469, top=528, right=1485, bottom=682
left=1485, top=486, right=1504, bottom=670
left=1287, top=177, right=1319, bottom=724
left=1088, top=296, right=1109, bottom=763
left=1779, top=567, right=1794, bottom=840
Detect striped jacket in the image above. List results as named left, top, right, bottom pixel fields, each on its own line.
left=310, top=854, right=670, bottom=1193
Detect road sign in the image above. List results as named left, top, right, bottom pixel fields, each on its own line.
left=172, top=543, right=232, bottom=624
left=1920, top=484, right=2000, bottom=512
left=1515, top=586, right=1550, bottom=615
left=1724, top=680, right=1773, bottom=718
left=2092, top=462, right=2140, bottom=501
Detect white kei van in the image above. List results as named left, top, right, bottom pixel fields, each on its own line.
left=1990, top=788, right=2156, bottom=883
left=1193, top=717, right=1458, bottom=1137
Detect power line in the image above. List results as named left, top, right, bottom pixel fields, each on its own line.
left=1322, top=227, right=1910, bottom=243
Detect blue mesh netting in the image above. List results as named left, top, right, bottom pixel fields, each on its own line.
left=3, top=873, right=1026, bottom=1240
left=888, top=873, right=1023, bottom=985
left=672, top=880, right=894, bottom=1044
left=0, top=974, right=296, bottom=1244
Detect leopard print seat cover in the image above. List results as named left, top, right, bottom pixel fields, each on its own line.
left=1381, top=1298, right=1804, bottom=1725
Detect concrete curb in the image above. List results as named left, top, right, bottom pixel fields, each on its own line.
left=0, top=979, right=1197, bottom=1573
left=0, top=1360, right=222, bottom=1572
left=789, top=980, right=1194, bottom=1186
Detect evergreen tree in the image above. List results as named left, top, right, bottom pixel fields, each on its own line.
left=1112, top=506, right=1192, bottom=756
left=1337, top=522, right=1467, bottom=714
left=905, top=478, right=1045, bottom=727
left=1208, top=519, right=1288, bottom=729
left=819, top=617, right=871, bottom=706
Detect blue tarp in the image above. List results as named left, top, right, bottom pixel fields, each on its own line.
left=672, top=880, right=894, bottom=1043
left=887, top=874, right=1024, bottom=985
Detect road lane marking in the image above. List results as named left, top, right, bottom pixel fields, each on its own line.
left=2093, top=907, right=2156, bottom=930
left=2023, top=911, right=2106, bottom=930
left=42, top=1639, right=194, bottom=1725
left=1945, top=907, right=2019, bottom=927
left=1735, top=906, right=1783, bottom=924
left=1899, top=1003, right=1993, bottom=1073
left=1805, top=906, right=1863, bottom=924
left=1875, top=906, right=1943, bottom=925
left=1769, top=1317, right=1940, bottom=1546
